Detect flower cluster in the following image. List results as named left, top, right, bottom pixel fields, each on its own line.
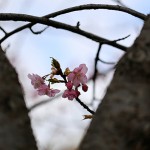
left=28, top=58, right=88, bottom=100
left=28, top=74, right=60, bottom=97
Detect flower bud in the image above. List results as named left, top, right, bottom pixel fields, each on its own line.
left=66, top=81, right=73, bottom=90
left=82, top=84, right=88, bottom=92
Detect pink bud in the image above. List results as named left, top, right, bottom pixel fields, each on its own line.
left=66, top=81, right=73, bottom=90
left=82, top=84, right=88, bottom=92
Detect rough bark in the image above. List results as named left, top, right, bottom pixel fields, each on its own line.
left=0, top=48, right=37, bottom=150
left=80, top=15, right=150, bottom=150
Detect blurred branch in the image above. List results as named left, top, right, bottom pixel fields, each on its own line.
left=91, top=34, right=130, bottom=105
left=28, top=92, right=63, bottom=112
left=29, top=92, right=95, bottom=115
left=0, top=13, right=127, bottom=51
left=111, top=0, right=128, bottom=7
left=93, top=43, right=103, bottom=101
left=3, top=44, right=10, bottom=52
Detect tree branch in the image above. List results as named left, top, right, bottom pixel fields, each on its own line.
left=93, top=43, right=103, bottom=101
left=0, top=26, right=7, bottom=35
left=0, top=4, right=145, bottom=48
left=76, top=97, right=95, bottom=115
left=39, top=4, right=146, bottom=20
left=0, top=4, right=145, bottom=42
left=0, top=13, right=127, bottom=51
left=29, top=26, right=49, bottom=34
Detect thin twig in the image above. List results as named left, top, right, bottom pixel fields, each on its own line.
left=0, top=26, right=7, bottom=34
left=30, top=26, right=49, bottom=34
left=93, top=43, right=103, bottom=101
left=76, top=97, right=95, bottom=115
left=28, top=92, right=63, bottom=112
left=112, top=34, right=130, bottom=42
left=98, top=58, right=116, bottom=65
left=112, top=0, right=128, bottom=7
left=0, top=13, right=127, bottom=51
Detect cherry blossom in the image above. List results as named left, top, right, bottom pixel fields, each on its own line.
left=67, top=64, right=88, bottom=87
left=37, top=84, right=60, bottom=97
left=62, top=89, right=80, bottom=100
left=28, top=58, right=94, bottom=115
left=28, top=74, right=44, bottom=89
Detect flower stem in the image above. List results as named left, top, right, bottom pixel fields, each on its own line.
left=76, top=97, right=95, bottom=115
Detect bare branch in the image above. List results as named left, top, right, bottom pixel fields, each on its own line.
left=92, top=43, right=103, bottom=101
left=91, top=35, right=129, bottom=104
left=112, top=34, right=130, bottom=43
left=76, top=97, right=95, bottom=115
left=0, top=13, right=127, bottom=51
left=0, top=26, right=7, bottom=35
left=98, top=58, right=116, bottom=65
left=0, top=4, right=146, bottom=48
left=29, top=92, right=95, bottom=114
left=29, top=26, right=49, bottom=34
left=44, top=4, right=146, bottom=20
left=28, top=92, right=62, bottom=112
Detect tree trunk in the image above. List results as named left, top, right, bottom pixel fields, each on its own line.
left=80, top=15, right=150, bottom=150
left=0, top=48, right=37, bottom=150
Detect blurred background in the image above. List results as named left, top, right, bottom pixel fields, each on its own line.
left=0, top=0, right=150, bottom=149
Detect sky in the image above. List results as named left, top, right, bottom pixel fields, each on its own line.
left=0, top=0, right=150, bottom=150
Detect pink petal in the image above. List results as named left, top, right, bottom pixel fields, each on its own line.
left=74, top=67, right=80, bottom=73
left=53, top=89, right=60, bottom=93
left=68, top=73, right=75, bottom=81
left=73, top=77, right=80, bottom=87
left=37, top=84, right=49, bottom=95
left=79, top=64, right=88, bottom=74
left=62, top=90, right=68, bottom=98
left=47, top=89, right=60, bottom=97
left=79, top=74, right=87, bottom=84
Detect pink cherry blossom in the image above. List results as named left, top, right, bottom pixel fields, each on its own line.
left=48, top=89, right=60, bottom=97
left=28, top=74, right=44, bottom=89
left=37, top=84, right=60, bottom=97
left=62, top=89, right=80, bottom=100
left=82, top=84, right=88, bottom=92
left=66, top=81, right=73, bottom=90
left=67, top=64, right=88, bottom=87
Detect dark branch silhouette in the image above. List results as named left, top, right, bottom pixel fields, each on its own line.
left=0, top=4, right=146, bottom=49
left=0, top=13, right=127, bottom=51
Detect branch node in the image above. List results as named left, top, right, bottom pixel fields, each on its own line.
left=76, top=21, right=80, bottom=29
